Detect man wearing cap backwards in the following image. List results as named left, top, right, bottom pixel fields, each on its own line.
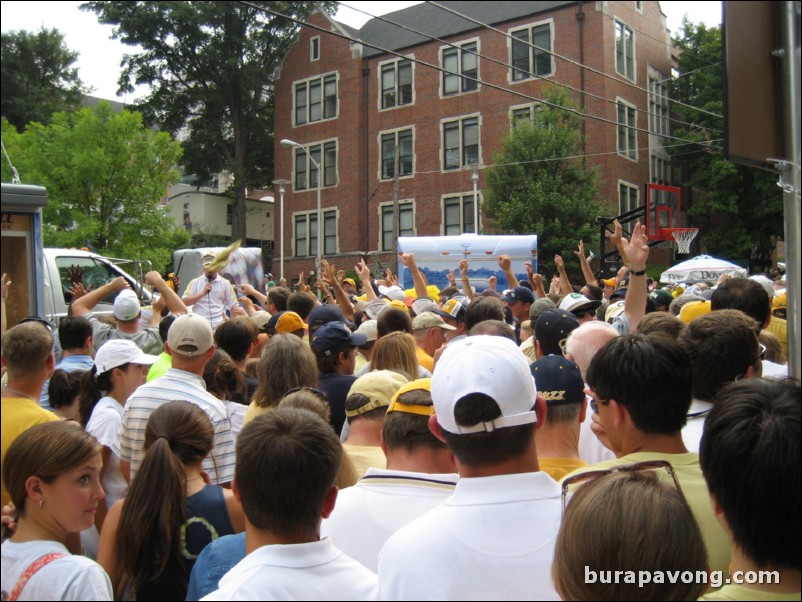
left=341, top=370, right=409, bottom=478
left=530, top=355, right=588, bottom=480
left=114, top=314, right=236, bottom=487
left=183, top=253, right=240, bottom=330
left=323, top=378, right=458, bottom=573
left=501, top=286, right=535, bottom=344
left=72, top=272, right=187, bottom=356
left=378, top=336, right=561, bottom=601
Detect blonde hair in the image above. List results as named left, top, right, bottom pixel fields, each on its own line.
left=371, top=331, right=418, bottom=381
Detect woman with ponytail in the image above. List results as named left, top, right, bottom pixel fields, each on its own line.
left=97, top=401, right=244, bottom=600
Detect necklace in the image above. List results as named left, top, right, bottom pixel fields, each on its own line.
left=2, top=386, right=38, bottom=402
left=184, top=476, right=202, bottom=483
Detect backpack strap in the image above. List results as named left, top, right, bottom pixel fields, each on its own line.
left=5, top=552, right=66, bottom=601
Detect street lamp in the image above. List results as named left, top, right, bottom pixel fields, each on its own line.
left=281, top=139, right=322, bottom=278
left=272, top=178, right=290, bottom=284
left=471, top=165, right=480, bottom=234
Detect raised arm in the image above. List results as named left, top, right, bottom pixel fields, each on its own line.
left=498, top=255, right=520, bottom=288
left=72, top=277, right=129, bottom=317
left=554, top=254, right=573, bottom=296
left=398, top=253, right=429, bottom=300
left=574, top=240, right=598, bottom=286
left=621, top=221, right=649, bottom=333
left=606, top=219, right=629, bottom=267
left=322, top=260, right=355, bottom=321
left=145, top=271, right=187, bottom=315
left=458, top=260, right=476, bottom=302
left=355, top=259, right=378, bottom=302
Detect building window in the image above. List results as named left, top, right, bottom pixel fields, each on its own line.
left=380, top=202, right=414, bottom=251
left=380, top=129, right=414, bottom=180
left=635, top=1, right=643, bottom=12
left=617, top=100, right=637, bottom=160
left=226, top=204, right=232, bottom=225
left=510, top=22, right=553, bottom=81
left=294, top=73, right=337, bottom=126
left=380, top=58, right=413, bottom=109
left=294, top=210, right=337, bottom=257
left=294, top=140, right=337, bottom=191
left=443, top=116, right=479, bottom=171
left=443, top=194, right=477, bottom=235
left=442, top=40, right=478, bottom=95
left=619, top=181, right=639, bottom=215
left=648, top=72, right=669, bottom=136
left=510, top=103, right=542, bottom=128
left=615, top=20, right=635, bottom=80
left=310, top=36, right=320, bottom=61
left=650, top=154, right=672, bottom=208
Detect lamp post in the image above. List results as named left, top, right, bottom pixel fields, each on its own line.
left=272, top=178, right=290, bottom=284
left=471, top=164, right=480, bottom=234
left=281, top=139, right=322, bottom=278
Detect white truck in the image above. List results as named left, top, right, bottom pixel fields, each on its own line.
left=396, top=234, right=539, bottom=293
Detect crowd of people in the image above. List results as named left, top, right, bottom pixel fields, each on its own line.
left=0, top=229, right=798, bottom=601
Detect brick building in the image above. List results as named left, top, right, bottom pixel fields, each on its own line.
left=273, top=1, right=674, bottom=278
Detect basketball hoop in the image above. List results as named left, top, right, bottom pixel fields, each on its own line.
left=665, top=228, right=699, bottom=254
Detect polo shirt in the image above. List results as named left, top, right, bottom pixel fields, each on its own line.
left=114, top=368, right=235, bottom=484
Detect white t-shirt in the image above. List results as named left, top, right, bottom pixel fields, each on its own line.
left=322, top=468, right=458, bottom=572
left=682, top=399, right=714, bottom=453
left=1, top=539, right=113, bottom=601
left=378, top=471, right=562, bottom=601
left=85, top=397, right=128, bottom=507
left=201, top=537, right=378, bottom=601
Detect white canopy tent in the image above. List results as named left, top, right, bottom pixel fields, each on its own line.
left=659, top=255, right=748, bottom=284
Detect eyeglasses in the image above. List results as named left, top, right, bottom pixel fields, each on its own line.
left=561, top=460, right=684, bottom=516
left=583, top=385, right=609, bottom=413
left=284, top=386, right=329, bottom=402
left=754, top=343, right=767, bottom=364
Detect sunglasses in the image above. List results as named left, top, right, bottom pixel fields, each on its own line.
left=573, top=308, right=595, bottom=319
left=754, top=343, right=767, bottom=364
left=583, top=385, right=609, bottom=413
left=561, top=460, right=684, bottom=516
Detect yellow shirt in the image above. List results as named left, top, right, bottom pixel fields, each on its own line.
left=765, top=316, right=788, bottom=359
left=416, top=346, right=434, bottom=373
left=538, top=457, right=587, bottom=481
left=243, top=401, right=274, bottom=427
left=1, top=396, right=59, bottom=507
left=701, top=584, right=801, bottom=600
left=342, top=444, right=387, bottom=479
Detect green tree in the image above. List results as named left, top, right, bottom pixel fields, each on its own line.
left=484, top=87, right=608, bottom=278
left=1, top=104, right=189, bottom=272
left=669, top=19, right=781, bottom=271
left=82, top=1, right=336, bottom=244
left=1, top=28, right=87, bottom=131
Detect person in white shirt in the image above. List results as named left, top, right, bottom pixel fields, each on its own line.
left=377, top=336, right=561, bottom=601
left=202, top=408, right=378, bottom=601
left=183, top=253, right=239, bottom=330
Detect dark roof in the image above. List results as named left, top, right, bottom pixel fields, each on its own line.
left=357, top=1, right=576, bottom=57
left=81, top=95, right=130, bottom=113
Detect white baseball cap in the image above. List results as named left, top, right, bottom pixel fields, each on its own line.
left=113, top=291, right=141, bottom=321
left=431, top=336, right=537, bottom=434
left=94, top=339, right=158, bottom=373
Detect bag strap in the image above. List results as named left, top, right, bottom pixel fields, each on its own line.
left=6, top=552, right=66, bottom=601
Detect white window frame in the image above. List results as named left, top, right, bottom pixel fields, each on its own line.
left=293, top=71, right=338, bottom=127
left=648, top=67, right=669, bottom=137
left=292, top=208, right=339, bottom=257
left=378, top=200, right=416, bottom=251
left=440, top=37, right=480, bottom=98
left=291, top=138, right=338, bottom=191
left=440, top=113, right=481, bottom=172
left=509, top=102, right=543, bottom=129
left=377, top=126, right=415, bottom=181
left=378, top=55, right=415, bottom=111
left=441, top=192, right=480, bottom=235
left=618, top=180, right=640, bottom=215
left=614, top=18, right=636, bottom=81
left=616, top=98, right=638, bottom=161
left=310, top=36, right=320, bottom=61
left=508, top=19, right=554, bottom=83
left=635, top=1, right=643, bottom=13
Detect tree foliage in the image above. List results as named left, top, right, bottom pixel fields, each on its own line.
left=668, top=19, right=782, bottom=270
left=81, top=0, right=336, bottom=243
left=1, top=28, right=87, bottom=131
left=484, top=87, right=608, bottom=278
left=1, top=104, right=189, bottom=272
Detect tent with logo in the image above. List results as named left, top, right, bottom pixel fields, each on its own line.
left=659, top=255, right=747, bottom=284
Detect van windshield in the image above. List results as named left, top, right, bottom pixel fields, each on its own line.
left=55, top=256, right=130, bottom=306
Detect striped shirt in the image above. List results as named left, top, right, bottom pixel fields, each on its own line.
left=114, top=368, right=236, bottom=484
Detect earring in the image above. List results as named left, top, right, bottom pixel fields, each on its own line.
left=37, top=499, right=44, bottom=507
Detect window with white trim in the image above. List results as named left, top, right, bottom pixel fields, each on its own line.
left=380, top=129, right=414, bottom=180
left=510, top=21, right=553, bottom=81
left=294, top=73, right=337, bottom=126
left=380, top=201, right=415, bottom=251
left=650, top=154, right=672, bottom=208
left=510, top=102, right=543, bottom=128
left=380, top=58, right=413, bottom=109
left=648, top=72, right=669, bottom=136
left=615, top=20, right=635, bottom=80
left=617, top=100, right=637, bottom=160
left=293, top=140, right=337, bottom=191
left=294, top=209, right=337, bottom=257
left=443, top=194, right=477, bottom=235
left=442, top=116, right=479, bottom=171
left=310, top=36, right=320, bottom=61
left=442, top=40, right=478, bottom=95
left=619, top=181, right=639, bottom=215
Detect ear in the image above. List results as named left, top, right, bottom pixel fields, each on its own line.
left=535, top=340, right=543, bottom=359
left=232, top=475, right=241, bottom=503
left=46, top=352, right=56, bottom=377
left=379, top=430, right=389, bottom=458
left=534, top=395, right=547, bottom=430
left=428, top=415, right=447, bottom=443
left=745, top=362, right=762, bottom=379
left=609, top=398, right=629, bottom=428
left=25, top=475, right=44, bottom=506
left=578, top=396, right=588, bottom=424
left=164, top=342, right=174, bottom=357
left=320, top=486, right=338, bottom=519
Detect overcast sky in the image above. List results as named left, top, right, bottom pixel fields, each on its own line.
left=1, top=1, right=722, bottom=101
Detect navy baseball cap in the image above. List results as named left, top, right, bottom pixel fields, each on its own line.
left=502, top=287, right=535, bottom=304
left=530, top=355, right=585, bottom=406
left=311, top=322, right=367, bottom=357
